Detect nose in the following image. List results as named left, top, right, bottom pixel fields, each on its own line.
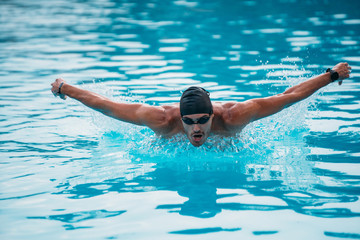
left=192, top=123, right=201, bottom=132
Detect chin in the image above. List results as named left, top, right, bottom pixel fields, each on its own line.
left=191, top=141, right=203, bottom=147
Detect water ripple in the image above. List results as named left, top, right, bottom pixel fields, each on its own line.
left=1, top=0, right=360, bottom=239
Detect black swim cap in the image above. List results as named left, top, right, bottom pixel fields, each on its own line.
left=180, top=86, right=213, bottom=116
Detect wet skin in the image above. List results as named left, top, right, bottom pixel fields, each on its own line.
left=51, top=63, right=352, bottom=147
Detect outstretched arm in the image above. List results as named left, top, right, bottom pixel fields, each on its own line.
left=51, top=78, right=168, bottom=131
left=226, top=62, right=351, bottom=127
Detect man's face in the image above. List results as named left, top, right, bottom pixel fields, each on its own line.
left=181, top=113, right=213, bottom=147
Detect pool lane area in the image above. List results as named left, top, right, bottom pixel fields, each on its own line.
left=0, top=0, right=360, bottom=239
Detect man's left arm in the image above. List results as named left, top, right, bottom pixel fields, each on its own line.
left=226, top=62, right=351, bottom=125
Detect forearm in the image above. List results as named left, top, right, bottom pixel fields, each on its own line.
left=51, top=79, right=170, bottom=131
left=59, top=83, right=158, bottom=126
left=60, top=83, right=114, bottom=113
left=232, top=63, right=351, bottom=124
left=283, top=72, right=331, bottom=101
left=248, top=72, right=333, bottom=121
left=283, top=61, right=351, bottom=101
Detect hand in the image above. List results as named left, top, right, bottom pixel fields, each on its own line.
left=332, top=62, right=352, bottom=85
left=51, top=78, right=67, bottom=100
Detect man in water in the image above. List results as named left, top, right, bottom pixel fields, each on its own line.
left=51, top=62, right=351, bottom=147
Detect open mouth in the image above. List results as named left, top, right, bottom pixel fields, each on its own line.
left=192, top=133, right=203, bottom=142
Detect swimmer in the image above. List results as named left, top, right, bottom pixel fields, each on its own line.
left=51, top=62, right=351, bottom=147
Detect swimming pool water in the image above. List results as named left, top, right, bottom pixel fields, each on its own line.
left=1, top=0, right=360, bottom=239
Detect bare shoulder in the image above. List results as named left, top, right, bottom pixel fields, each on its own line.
left=162, top=104, right=181, bottom=121
left=143, top=104, right=181, bottom=136
left=212, top=101, right=259, bottom=131
left=213, top=101, right=255, bottom=120
left=138, top=104, right=178, bottom=123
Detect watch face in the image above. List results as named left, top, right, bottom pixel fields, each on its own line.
left=332, top=72, right=339, bottom=81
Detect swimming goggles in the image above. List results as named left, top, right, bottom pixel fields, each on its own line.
left=182, top=116, right=210, bottom=125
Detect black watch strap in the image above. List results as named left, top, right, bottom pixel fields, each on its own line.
left=326, top=68, right=339, bottom=82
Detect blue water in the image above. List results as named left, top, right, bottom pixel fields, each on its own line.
left=1, top=0, right=360, bottom=239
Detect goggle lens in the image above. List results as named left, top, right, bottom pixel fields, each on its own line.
left=182, top=116, right=210, bottom=125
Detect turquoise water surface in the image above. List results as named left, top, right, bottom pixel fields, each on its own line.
left=1, top=0, right=360, bottom=239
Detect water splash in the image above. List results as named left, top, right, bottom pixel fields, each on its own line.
left=72, top=70, right=323, bottom=194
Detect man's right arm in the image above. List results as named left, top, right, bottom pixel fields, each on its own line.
left=51, top=78, right=168, bottom=131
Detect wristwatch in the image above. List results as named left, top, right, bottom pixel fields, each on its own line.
left=326, top=68, right=339, bottom=82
